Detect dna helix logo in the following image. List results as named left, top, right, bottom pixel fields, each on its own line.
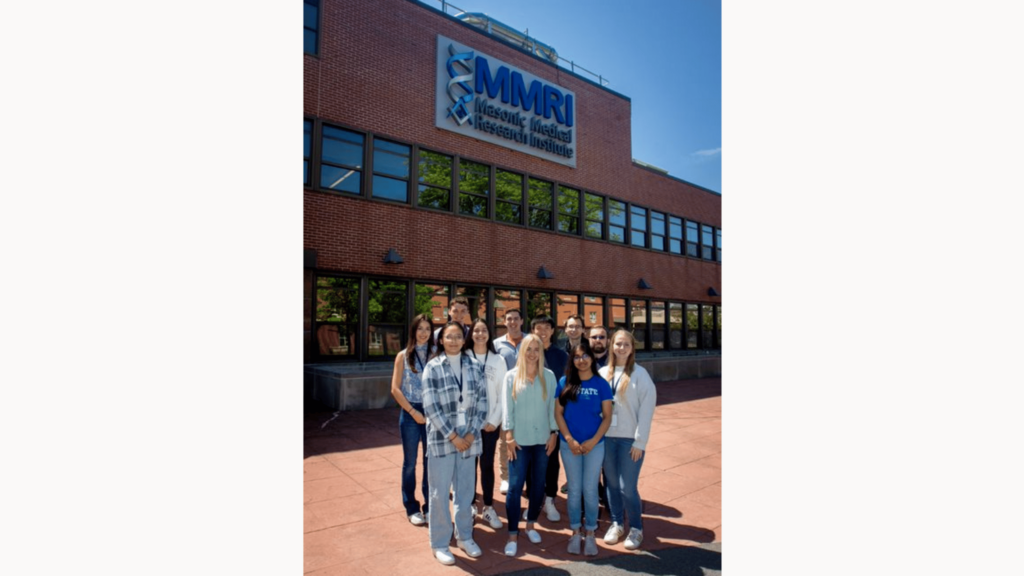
left=445, top=43, right=474, bottom=126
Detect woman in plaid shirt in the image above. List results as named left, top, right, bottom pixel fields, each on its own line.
left=421, top=321, right=490, bottom=565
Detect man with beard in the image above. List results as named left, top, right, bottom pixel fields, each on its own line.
left=588, top=325, right=611, bottom=372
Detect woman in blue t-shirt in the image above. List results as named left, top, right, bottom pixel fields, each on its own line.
left=554, top=339, right=613, bottom=556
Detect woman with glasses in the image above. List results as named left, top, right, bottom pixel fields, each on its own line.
left=598, top=329, right=657, bottom=551
left=501, top=334, right=558, bottom=557
left=389, top=313, right=436, bottom=527
left=421, top=321, right=489, bottom=565
left=465, top=318, right=508, bottom=530
left=554, top=339, right=613, bottom=556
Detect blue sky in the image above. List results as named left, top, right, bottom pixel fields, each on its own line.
left=421, top=0, right=722, bottom=193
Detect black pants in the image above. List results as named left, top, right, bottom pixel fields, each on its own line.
left=477, top=427, right=500, bottom=506
left=545, top=435, right=561, bottom=498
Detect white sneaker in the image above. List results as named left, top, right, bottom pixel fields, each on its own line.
left=624, top=528, right=643, bottom=550
left=434, top=548, right=456, bottom=565
left=481, top=506, right=503, bottom=529
left=504, top=540, right=517, bottom=557
left=525, top=528, right=542, bottom=544
left=603, top=522, right=624, bottom=544
left=544, top=497, right=561, bottom=522
left=408, top=512, right=426, bottom=526
left=500, top=480, right=509, bottom=494
left=457, top=539, right=482, bottom=558
left=470, top=504, right=478, bottom=516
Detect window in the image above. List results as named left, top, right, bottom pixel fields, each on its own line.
left=412, top=282, right=445, bottom=320
left=651, top=211, right=666, bottom=251
left=555, top=292, right=580, bottom=347
left=320, top=125, right=363, bottom=194
left=526, top=290, right=552, bottom=321
left=495, top=169, right=523, bottom=224
left=686, top=303, right=699, bottom=349
left=650, top=301, right=666, bottom=349
left=372, top=139, right=410, bottom=203
left=584, top=296, right=604, bottom=329
left=528, top=177, right=553, bottom=230
left=631, top=300, right=647, bottom=350
left=493, top=289, right=522, bottom=337
left=608, top=199, right=626, bottom=243
left=368, top=280, right=408, bottom=357
left=686, top=220, right=699, bottom=257
left=557, top=186, right=580, bottom=234
left=701, top=304, right=715, bottom=349
left=304, top=0, right=319, bottom=55
left=630, top=206, right=647, bottom=248
left=717, top=228, right=722, bottom=262
left=610, top=298, right=628, bottom=333
left=304, top=119, right=312, bottom=186
left=702, top=224, right=715, bottom=260
left=417, top=149, right=452, bottom=211
left=456, top=285, right=488, bottom=324
left=584, top=193, right=604, bottom=239
left=458, top=160, right=489, bottom=218
left=668, top=302, right=683, bottom=349
left=315, top=276, right=360, bottom=357
left=668, top=216, right=683, bottom=254
left=716, top=305, right=722, bottom=348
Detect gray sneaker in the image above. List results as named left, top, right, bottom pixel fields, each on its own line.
left=584, top=533, right=598, bottom=556
left=567, top=532, right=582, bottom=555
left=624, top=527, right=643, bottom=550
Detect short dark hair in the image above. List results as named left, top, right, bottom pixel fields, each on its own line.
left=531, top=315, right=556, bottom=331
left=503, top=308, right=522, bottom=319
left=450, top=296, right=470, bottom=309
left=564, top=314, right=585, bottom=329
left=588, top=325, right=608, bottom=337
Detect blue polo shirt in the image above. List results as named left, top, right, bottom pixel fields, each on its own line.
left=555, top=374, right=613, bottom=444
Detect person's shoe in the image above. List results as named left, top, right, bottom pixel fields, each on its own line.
left=434, top=548, right=456, bottom=565
left=470, top=504, right=478, bottom=516
left=624, top=528, right=643, bottom=550
left=566, top=532, right=582, bottom=555
left=544, top=497, right=561, bottom=522
left=457, top=539, right=482, bottom=558
left=584, top=533, right=598, bottom=556
left=504, top=540, right=517, bottom=557
left=481, top=506, right=503, bottom=529
left=525, top=528, right=542, bottom=544
left=500, top=480, right=509, bottom=494
left=408, top=512, right=426, bottom=526
left=603, top=522, right=624, bottom=544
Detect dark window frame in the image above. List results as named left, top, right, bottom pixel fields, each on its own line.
left=630, top=205, right=648, bottom=248
left=304, top=0, right=320, bottom=56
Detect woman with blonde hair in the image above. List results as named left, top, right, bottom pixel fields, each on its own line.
left=598, top=329, right=657, bottom=551
left=501, top=334, right=558, bottom=557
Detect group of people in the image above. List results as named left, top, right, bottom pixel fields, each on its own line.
left=390, top=298, right=657, bottom=566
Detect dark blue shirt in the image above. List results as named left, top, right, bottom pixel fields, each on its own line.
left=556, top=374, right=613, bottom=444
left=543, top=344, right=569, bottom=384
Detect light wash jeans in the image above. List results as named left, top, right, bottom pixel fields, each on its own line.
left=560, top=440, right=605, bottom=532
left=603, top=437, right=645, bottom=531
left=427, top=451, right=477, bottom=550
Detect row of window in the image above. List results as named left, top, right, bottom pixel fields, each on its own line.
left=310, top=275, right=721, bottom=362
left=304, top=118, right=722, bottom=262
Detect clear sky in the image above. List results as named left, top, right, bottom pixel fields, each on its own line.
left=420, top=0, right=722, bottom=193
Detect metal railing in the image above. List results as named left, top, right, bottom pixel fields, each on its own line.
left=425, top=0, right=610, bottom=87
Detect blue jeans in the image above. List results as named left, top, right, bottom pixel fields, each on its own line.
left=603, top=437, right=644, bottom=531
left=506, top=443, right=549, bottom=535
left=427, top=451, right=477, bottom=550
left=399, top=405, right=428, bottom=516
left=560, top=440, right=605, bottom=532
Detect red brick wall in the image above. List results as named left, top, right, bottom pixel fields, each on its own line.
left=304, top=0, right=720, bottom=305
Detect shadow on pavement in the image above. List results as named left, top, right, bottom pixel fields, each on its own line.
left=498, top=542, right=721, bottom=575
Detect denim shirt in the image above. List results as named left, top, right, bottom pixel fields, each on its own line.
left=400, top=345, right=429, bottom=404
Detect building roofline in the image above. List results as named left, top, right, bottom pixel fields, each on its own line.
left=631, top=161, right=721, bottom=196
left=407, top=0, right=631, bottom=102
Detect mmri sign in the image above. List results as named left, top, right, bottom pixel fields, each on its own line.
left=435, top=35, right=577, bottom=168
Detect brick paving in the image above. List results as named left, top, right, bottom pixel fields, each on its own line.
left=304, top=377, right=721, bottom=575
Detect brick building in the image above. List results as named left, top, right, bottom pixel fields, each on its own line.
left=304, top=0, right=721, bottom=409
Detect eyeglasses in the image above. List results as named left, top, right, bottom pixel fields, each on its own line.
left=573, top=354, right=591, bottom=362
left=589, top=335, right=607, bottom=340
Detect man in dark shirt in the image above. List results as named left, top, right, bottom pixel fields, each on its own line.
left=588, top=325, right=610, bottom=372
left=531, top=315, right=569, bottom=523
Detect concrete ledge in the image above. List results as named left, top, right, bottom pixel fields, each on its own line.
left=306, top=352, right=721, bottom=411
